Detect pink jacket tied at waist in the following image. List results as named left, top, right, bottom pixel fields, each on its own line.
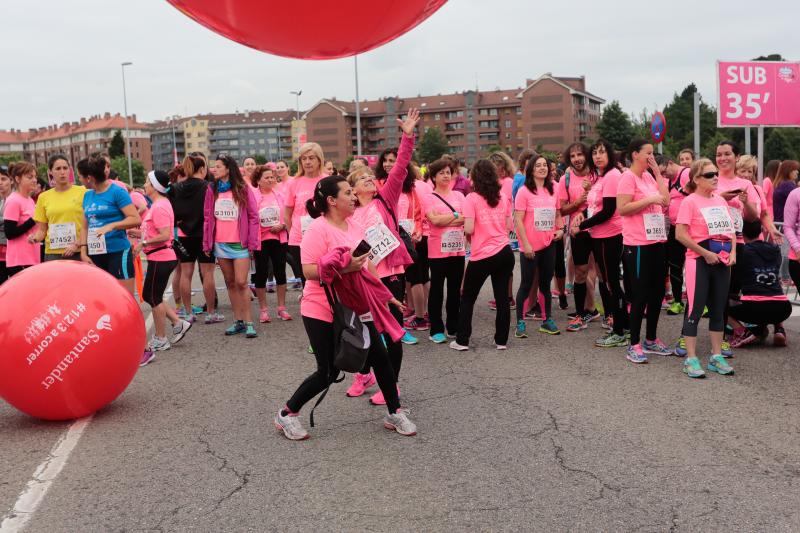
left=202, top=185, right=261, bottom=253
left=317, top=246, right=404, bottom=342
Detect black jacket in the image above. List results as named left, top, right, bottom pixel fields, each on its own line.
left=168, top=178, right=208, bottom=239
left=737, top=240, right=783, bottom=298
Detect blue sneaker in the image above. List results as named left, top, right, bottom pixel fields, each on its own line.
left=642, top=338, right=672, bottom=356
left=707, top=354, right=734, bottom=375
left=674, top=337, right=687, bottom=357
left=401, top=331, right=419, bottom=345
left=245, top=322, right=258, bottom=338
left=225, top=321, right=246, bottom=336
left=514, top=320, right=528, bottom=338
left=682, top=357, right=706, bottom=378
left=191, top=304, right=204, bottom=315
left=721, top=340, right=733, bottom=358
left=538, top=318, right=560, bottom=335
left=626, top=344, right=648, bottom=364
left=429, top=333, right=447, bottom=344
left=176, top=306, right=188, bottom=319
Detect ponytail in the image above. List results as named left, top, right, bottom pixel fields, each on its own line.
left=306, top=175, right=346, bottom=218
left=182, top=154, right=205, bottom=177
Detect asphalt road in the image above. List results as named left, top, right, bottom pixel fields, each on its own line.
left=2, top=267, right=800, bottom=532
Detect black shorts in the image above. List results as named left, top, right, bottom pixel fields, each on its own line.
left=570, top=230, right=593, bottom=266
left=90, top=248, right=135, bottom=280
left=177, top=236, right=215, bottom=264
left=405, top=236, right=430, bottom=285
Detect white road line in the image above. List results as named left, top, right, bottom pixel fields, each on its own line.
left=0, top=311, right=156, bottom=533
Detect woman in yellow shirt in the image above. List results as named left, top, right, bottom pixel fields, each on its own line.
left=30, top=155, right=86, bottom=261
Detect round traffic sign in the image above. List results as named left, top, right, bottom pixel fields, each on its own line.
left=651, top=111, right=667, bottom=144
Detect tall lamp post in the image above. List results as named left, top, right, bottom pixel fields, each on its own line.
left=121, top=62, right=134, bottom=186
left=290, top=90, right=302, bottom=121
left=354, top=55, right=362, bottom=157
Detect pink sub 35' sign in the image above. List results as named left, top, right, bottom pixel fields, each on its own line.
left=717, top=61, right=800, bottom=127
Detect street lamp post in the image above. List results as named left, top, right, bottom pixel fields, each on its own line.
left=354, top=55, right=362, bottom=157
left=121, top=62, right=134, bottom=186
left=170, top=115, right=178, bottom=167
left=290, top=90, right=302, bottom=121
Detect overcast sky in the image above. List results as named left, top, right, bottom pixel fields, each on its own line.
left=1, top=0, right=796, bottom=130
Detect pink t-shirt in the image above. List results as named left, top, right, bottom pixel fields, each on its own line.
left=285, top=175, right=325, bottom=245
left=213, top=190, right=241, bottom=244
left=142, top=198, right=177, bottom=262
left=352, top=200, right=402, bottom=278
left=423, top=189, right=466, bottom=259
left=716, top=175, right=760, bottom=243
left=3, top=192, right=40, bottom=267
left=300, top=216, right=365, bottom=323
left=676, top=193, right=735, bottom=260
left=617, top=170, right=667, bottom=246
left=462, top=192, right=510, bottom=261
left=500, top=177, right=513, bottom=203
left=257, top=189, right=287, bottom=243
left=415, top=179, right=433, bottom=237
left=514, top=185, right=561, bottom=252
left=556, top=170, right=591, bottom=214
left=586, top=169, right=623, bottom=239
left=668, top=167, right=691, bottom=224
left=762, top=177, right=774, bottom=217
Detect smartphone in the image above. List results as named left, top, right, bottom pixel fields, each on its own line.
left=727, top=189, right=743, bottom=195
left=354, top=239, right=372, bottom=256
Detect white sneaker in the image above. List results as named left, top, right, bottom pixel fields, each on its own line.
left=449, top=340, right=469, bottom=351
left=383, top=410, right=417, bottom=436
left=172, top=319, right=192, bottom=344
left=150, top=336, right=171, bottom=351
left=274, top=410, right=309, bottom=441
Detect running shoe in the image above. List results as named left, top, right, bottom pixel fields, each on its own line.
left=266, top=280, right=276, bottom=293
left=290, top=280, right=303, bottom=291
left=774, top=325, right=787, bottom=347
left=488, top=299, right=497, bottom=310
left=172, top=319, right=192, bottom=345
left=369, top=386, right=399, bottom=406
left=509, top=298, right=517, bottom=310
left=730, top=329, right=756, bottom=348
left=566, top=316, right=586, bottom=332
left=707, top=354, right=734, bottom=375
left=449, top=340, right=469, bottom=351
left=150, top=336, right=171, bottom=351
left=429, top=333, right=447, bottom=344
left=702, top=306, right=709, bottom=318
left=661, top=297, right=671, bottom=310
left=626, top=344, right=648, bottom=364
left=674, top=337, right=688, bottom=357
left=274, top=410, right=309, bottom=441
left=582, top=309, right=601, bottom=323
left=682, top=357, right=706, bottom=378
left=538, top=318, right=560, bottom=335
left=601, top=315, right=613, bottom=331
left=383, top=410, right=417, bottom=436
left=245, top=322, right=258, bottom=338
left=565, top=282, right=574, bottom=293
left=496, top=344, right=507, bottom=350
left=225, top=321, right=246, bottom=336
left=666, top=301, right=685, bottom=316
left=525, top=303, right=542, bottom=320
left=307, top=345, right=314, bottom=354
left=259, top=308, right=271, bottom=323
left=401, top=331, right=419, bottom=345
left=346, top=372, right=376, bottom=397
left=642, top=338, right=672, bottom=356
left=277, top=307, right=293, bottom=321
left=191, top=305, right=204, bottom=315
left=176, top=306, right=188, bottom=319
left=446, top=332, right=457, bottom=339
left=405, top=317, right=430, bottom=331
left=558, top=293, right=569, bottom=310
left=595, top=332, right=628, bottom=347
left=204, top=312, right=225, bottom=324
left=514, top=320, right=528, bottom=338
left=139, top=349, right=156, bottom=367
left=721, top=340, right=733, bottom=358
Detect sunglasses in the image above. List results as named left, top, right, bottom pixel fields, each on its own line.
left=700, top=171, right=719, bottom=179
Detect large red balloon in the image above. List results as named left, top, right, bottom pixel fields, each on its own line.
left=0, top=261, right=145, bottom=420
left=167, top=0, right=448, bottom=60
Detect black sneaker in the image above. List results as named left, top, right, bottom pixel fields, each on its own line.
left=582, top=309, right=601, bottom=323
left=558, top=293, right=569, bottom=310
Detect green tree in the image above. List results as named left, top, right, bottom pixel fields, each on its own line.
left=0, top=153, right=23, bottom=166
left=752, top=54, right=785, bottom=61
left=254, top=154, right=267, bottom=164
left=110, top=156, right=145, bottom=187
left=661, top=84, right=719, bottom=157
left=764, top=128, right=799, bottom=161
left=485, top=144, right=503, bottom=153
left=109, top=130, right=125, bottom=158
left=596, top=101, right=635, bottom=150
left=416, top=127, right=448, bottom=163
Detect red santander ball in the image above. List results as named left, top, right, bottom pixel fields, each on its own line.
left=167, top=0, right=448, bottom=60
left=0, top=261, right=145, bottom=420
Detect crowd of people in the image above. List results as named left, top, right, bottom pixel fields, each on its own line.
left=1, top=107, right=799, bottom=441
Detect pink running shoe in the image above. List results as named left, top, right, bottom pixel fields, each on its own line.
left=259, top=308, right=271, bottom=323
left=346, top=372, right=376, bottom=397
left=277, top=307, right=293, bottom=321
left=369, top=385, right=400, bottom=406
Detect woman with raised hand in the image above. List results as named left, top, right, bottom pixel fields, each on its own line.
left=514, top=156, right=564, bottom=339
left=450, top=159, right=515, bottom=350
left=79, top=156, right=141, bottom=292
left=617, top=139, right=671, bottom=363
left=274, top=176, right=416, bottom=441
left=29, top=155, right=85, bottom=261
left=3, top=162, right=41, bottom=275
left=203, top=155, right=260, bottom=337
left=344, top=109, right=419, bottom=402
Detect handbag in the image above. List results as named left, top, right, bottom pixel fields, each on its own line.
left=375, top=194, right=417, bottom=260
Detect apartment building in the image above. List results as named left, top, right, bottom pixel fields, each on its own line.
left=150, top=118, right=185, bottom=171
left=206, top=111, right=296, bottom=161
left=304, top=73, right=604, bottom=164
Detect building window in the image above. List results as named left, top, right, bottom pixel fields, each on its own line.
left=505, top=133, right=512, bottom=139
left=446, top=110, right=464, bottom=120
left=249, top=139, right=255, bottom=145
left=478, top=120, right=499, bottom=128
left=516, top=107, right=522, bottom=115
left=434, top=114, right=441, bottom=120
left=504, top=120, right=512, bottom=128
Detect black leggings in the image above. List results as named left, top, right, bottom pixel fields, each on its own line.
left=405, top=236, right=430, bottom=286
left=381, top=273, right=405, bottom=380
left=623, top=243, right=666, bottom=346
left=516, top=243, right=555, bottom=322
left=554, top=238, right=566, bottom=279
left=254, top=239, right=287, bottom=287
left=0, top=260, right=8, bottom=285
left=287, top=316, right=400, bottom=414
left=790, top=260, right=800, bottom=295
left=667, top=225, right=686, bottom=302
left=682, top=257, right=729, bottom=337
left=288, top=245, right=304, bottom=285
left=593, top=235, right=629, bottom=336
left=729, top=300, right=792, bottom=330
left=285, top=243, right=302, bottom=281
left=428, top=256, right=465, bottom=336
left=457, top=246, right=514, bottom=345
left=143, top=259, right=178, bottom=308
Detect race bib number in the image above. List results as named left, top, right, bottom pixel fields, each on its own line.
left=48, top=222, right=76, bottom=249
left=259, top=206, right=280, bottom=227
left=440, top=229, right=465, bottom=253
left=300, top=215, right=313, bottom=235
left=365, top=222, right=401, bottom=264
left=214, top=198, right=238, bottom=221
left=701, top=206, right=734, bottom=236
left=533, top=208, right=556, bottom=232
left=643, top=213, right=667, bottom=241
left=728, top=207, right=744, bottom=233
left=399, top=218, right=414, bottom=235
left=87, top=228, right=107, bottom=255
